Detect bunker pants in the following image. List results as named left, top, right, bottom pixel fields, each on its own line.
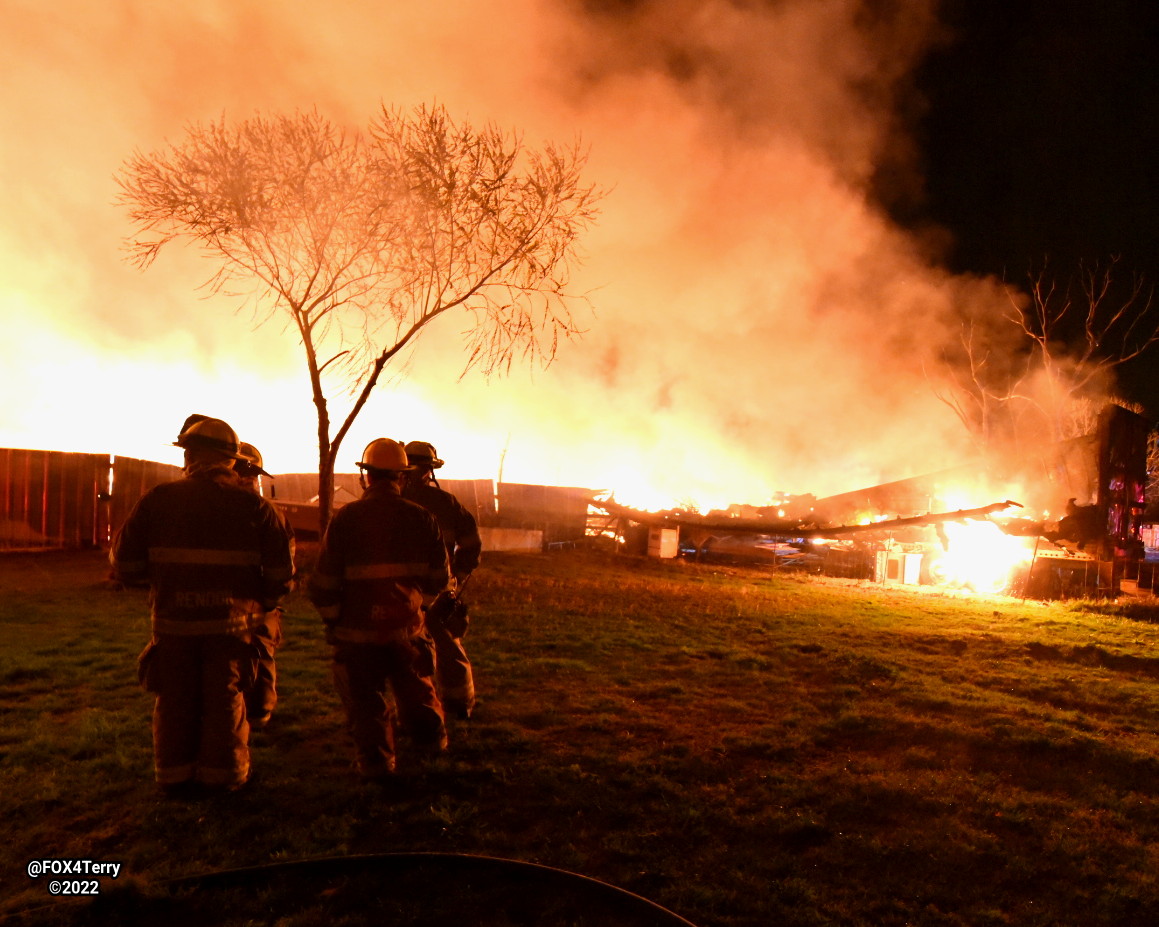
left=245, top=609, right=283, bottom=725
left=140, top=634, right=256, bottom=788
left=424, top=618, right=475, bottom=718
left=331, top=639, right=447, bottom=778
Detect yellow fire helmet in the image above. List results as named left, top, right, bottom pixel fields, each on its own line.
left=357, top=438, right=413, bottom=473
left=404, top=440, right=444, bottom=469
left=174, top=417, right=246, bottom=460
left=237, top=442, right=272, bottom=478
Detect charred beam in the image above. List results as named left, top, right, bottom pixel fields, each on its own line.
left=591, top=497, right=1024, bottom=539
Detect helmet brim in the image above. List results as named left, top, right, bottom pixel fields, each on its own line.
left=173, top=438, right=250, bottom=462
left=237, top=462, right=274, bottom=478
left=356, top=462, right=415, bottom=473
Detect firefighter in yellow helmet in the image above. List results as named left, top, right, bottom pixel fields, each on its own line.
left=402, top=440, right=482, bottom=720
left=234, top=441, right=293, bottom=729
left=234, top=442, right=271, bottom=492
left=110, top=417, right=294, bottom=796
left=308, top=438, right=450, bottom=781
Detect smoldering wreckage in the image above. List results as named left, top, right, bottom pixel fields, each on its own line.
left=259, top=405, right=1149, bottom=602
left=591, top=405, right=1153, bottom=601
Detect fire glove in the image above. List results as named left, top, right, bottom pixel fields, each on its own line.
left=137, top=641, right=159, bottom=693
left=411, top=633, right=437, bottom=678
left=427, top=589, right=470, bottom=638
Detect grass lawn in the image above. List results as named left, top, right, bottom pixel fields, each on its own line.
left=3, top=546, right=1159, bottom=925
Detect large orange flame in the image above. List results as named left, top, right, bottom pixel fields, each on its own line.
left=928, top=520, right=1035, bottom=593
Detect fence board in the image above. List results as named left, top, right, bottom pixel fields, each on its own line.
left=496, top=483, right=593, bottom=544
left=107, top=456, right=183, bottom=545
left=265, top=472, right=362, bottom=506
left=264, top=473, right=584, bottom=543
left=438, top=478, right=497, bottom=526
left=0, top=448, right=110, bottom=549
left=265, top=475, right=498, bottom=526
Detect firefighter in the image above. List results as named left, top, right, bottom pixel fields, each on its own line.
left=234, top=441, right=272, bottom=494
left=402, top=440, right=482, bottom=720
left=110, top=417, right=294, bottom=797
left=308, top=438, right=450, bottom=782
left=234, top=441, right=293, bottom=729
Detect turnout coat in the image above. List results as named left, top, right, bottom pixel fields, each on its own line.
left=111, top=465, right=295, bottom=636
left=308, top=481, right=450, bottom=644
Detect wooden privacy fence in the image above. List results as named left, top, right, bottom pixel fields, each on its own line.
left=108, top=456, right=184, bottom=541
left=1, top=449, right=594, bottom=551
left=1, top=448, right=106, bottom=549
left=495, top=483, right=592, bottom=545
left=267, top=474, right=499, bottom=524
left=264, top=476, right=590, bottom=547
left=0, top=449, right=180, bottom=550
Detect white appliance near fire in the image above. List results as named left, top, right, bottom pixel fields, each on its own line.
left=875, top=549, right=924, bottom=585
left=647, top=526, right=679, bottom=558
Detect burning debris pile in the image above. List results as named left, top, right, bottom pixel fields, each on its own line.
left=593, top=405, right=1150, bottom=600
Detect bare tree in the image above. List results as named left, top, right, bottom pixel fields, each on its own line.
left=928, top=318, right=1027, bottom=456
left=117, top=105, right=603, bottom=531
left=1006, top=259, right=1158, bottom=443
left=932, top=260, right=1158, bottom=456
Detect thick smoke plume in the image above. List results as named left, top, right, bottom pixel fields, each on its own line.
left=1, top=0, right=1046, bottom=508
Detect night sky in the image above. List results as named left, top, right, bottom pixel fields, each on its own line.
left=899, top=0, right=1159, bottom=414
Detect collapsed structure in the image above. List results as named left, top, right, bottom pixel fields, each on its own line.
left=594, top=405, right=1150, bottom=599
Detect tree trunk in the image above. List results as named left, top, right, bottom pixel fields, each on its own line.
left=316, top=446, right=334, bottom=538
left=312, top=384, right=333, bottom=537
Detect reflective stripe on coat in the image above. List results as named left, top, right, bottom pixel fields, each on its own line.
left=110, top=466, right=295, bottom=636
left=309, top=481, right=449, bottom=645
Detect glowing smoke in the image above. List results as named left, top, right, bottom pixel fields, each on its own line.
left=1, top=0, right=1025, bottom=507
